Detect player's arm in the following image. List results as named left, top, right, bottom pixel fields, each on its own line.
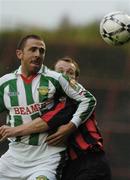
left=42, top=99, right=77, bottom=145
left=0, top=117, right=49, bottom=142
left=0, top=99, right=75, bottom=141
left=0, top=99, right=76, bottom=142
left=41, top=98, right=77, bottom=129
left=44, top=74, right=96, bottom=145
left=57, top=74, right=97, bottom=127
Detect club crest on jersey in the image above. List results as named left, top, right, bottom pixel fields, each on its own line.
left=8, top=91, right=19, bottom=96
left=36, top=175, right=49, bottom=180
left=38, top=86, right=49, bottom=95
left=69, top=79, right=80, bottom=91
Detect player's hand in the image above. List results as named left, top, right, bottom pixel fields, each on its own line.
left=45, top=122, right=76, bottom=146
left=0, top=125, right=17, bottom=142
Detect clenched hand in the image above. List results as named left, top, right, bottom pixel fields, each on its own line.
left=46, top=122, right=76, bottom=145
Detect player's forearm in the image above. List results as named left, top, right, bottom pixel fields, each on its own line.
left=13, top=117, right=49, bottom=136
left=0, top=118, right=49, bottom=141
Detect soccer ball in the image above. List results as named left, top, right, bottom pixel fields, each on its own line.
left=100, top=11, right=130, bottom=45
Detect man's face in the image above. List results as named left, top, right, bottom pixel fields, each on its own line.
left=16, top=38, right=46, bottom=76
left=55, top=60, right=77, bottom=80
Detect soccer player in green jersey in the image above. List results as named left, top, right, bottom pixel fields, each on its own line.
left=0, top=34, right=96, bottom=180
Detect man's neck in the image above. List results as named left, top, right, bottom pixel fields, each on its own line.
left=21, top=74, right=37, bottom=84
left=21, top=72, right=36, bottom=78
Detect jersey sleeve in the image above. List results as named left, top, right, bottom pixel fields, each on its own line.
left=57, top=75, right=97, bottom=127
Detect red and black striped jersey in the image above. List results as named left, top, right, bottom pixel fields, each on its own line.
left=41, top=98, right=103, bottom=160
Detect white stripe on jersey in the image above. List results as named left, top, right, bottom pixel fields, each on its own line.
left=3, top=85, right=10, bottom=109
left=17, top=76, right=27, bottom=106
left=48, top=80, right=56, bottom=98
left=31, top=75, right=41, bottom=103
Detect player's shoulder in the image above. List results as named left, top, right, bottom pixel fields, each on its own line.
left=43, top=66, right=62, bottom=80
left=0, top=71, right=16, bottom=86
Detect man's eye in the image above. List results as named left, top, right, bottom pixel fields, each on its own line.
left=68, top=71, right=74, bottom=75
left=40, top=48, right=45, bottom=54
left=31, top=47, right=36, bottom=52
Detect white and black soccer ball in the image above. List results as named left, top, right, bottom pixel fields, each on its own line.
left=100, top=11, right=130, bottom=45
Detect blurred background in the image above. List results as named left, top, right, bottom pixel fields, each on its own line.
left=0, top=0, right=130, bottom=179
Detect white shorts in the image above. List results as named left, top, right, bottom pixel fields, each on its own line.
left=0, top=151, right=66, bottom=180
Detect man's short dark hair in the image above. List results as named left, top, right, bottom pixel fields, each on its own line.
left=17, top=34, right=43, bottom=50
left=54, top=56, right=80, bottom=78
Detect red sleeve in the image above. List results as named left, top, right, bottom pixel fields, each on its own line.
left=41, top=102, right=65, bottom=122
left=41, top=100, right=77, bottom=129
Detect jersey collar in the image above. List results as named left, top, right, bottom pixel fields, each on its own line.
left=15, top=65, right=46, bottom=75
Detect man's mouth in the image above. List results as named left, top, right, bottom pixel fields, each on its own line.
left=30, top=61, right=41, bottom=66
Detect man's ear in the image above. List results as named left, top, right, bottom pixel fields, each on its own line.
left=16, top=49, right=23, bottom=60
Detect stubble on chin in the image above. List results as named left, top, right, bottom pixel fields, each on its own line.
left=31, top=66, right=40, bottom=75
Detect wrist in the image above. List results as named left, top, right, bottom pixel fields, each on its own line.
left=66, top=121, right=77, bottom=133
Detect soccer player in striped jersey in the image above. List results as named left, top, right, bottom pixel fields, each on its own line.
left=0, top=56, right=111, bottom=179
left=0, top=35, right=96, bottom=180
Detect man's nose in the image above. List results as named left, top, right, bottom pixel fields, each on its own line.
left=35, top=49, right=40, bottom=57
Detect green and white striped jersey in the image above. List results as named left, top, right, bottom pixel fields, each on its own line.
left=0, top=65, right=96, bottom=160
